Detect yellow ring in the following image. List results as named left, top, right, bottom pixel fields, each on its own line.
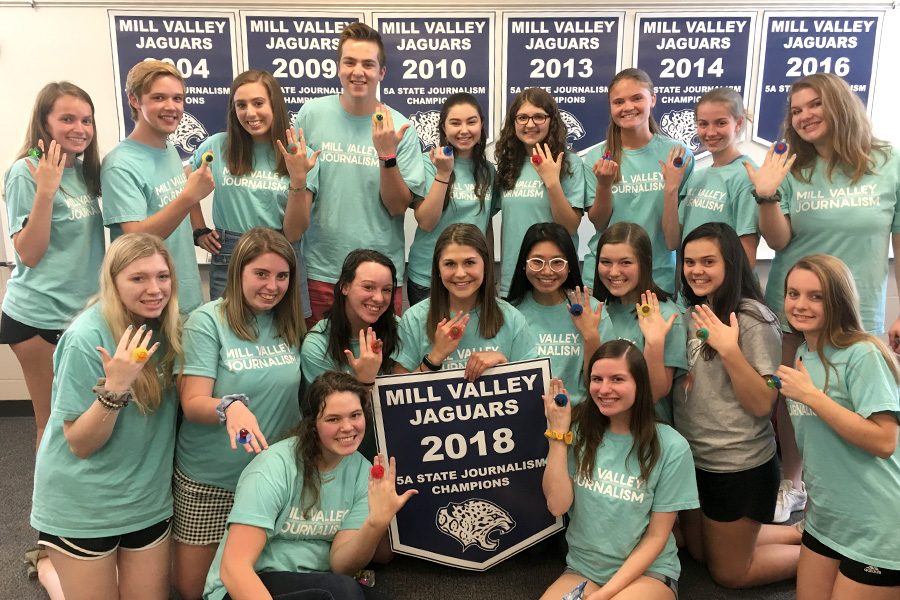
left=638, top=303, right=652, bottom=317
left=372, top=112, right=385, bottom=125
left=132, top=347, right=149, bottom=362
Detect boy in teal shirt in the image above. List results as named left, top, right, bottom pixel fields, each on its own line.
left=100, top=60, right=215, bottom=314
left=293, top=23, right=426, bottom=322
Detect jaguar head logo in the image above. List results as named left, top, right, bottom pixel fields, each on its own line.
left=659, top=109, right=700, bottom=152
left=559, top=109, right=586, bottom=145
left=435, top=498, right=516, bottom=552
left=409, top=110, right=442, bottom=152
left=167, top=111, right=208, bottom=154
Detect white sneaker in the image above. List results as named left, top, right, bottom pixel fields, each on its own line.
left=773, top=479, right=807, bottom=523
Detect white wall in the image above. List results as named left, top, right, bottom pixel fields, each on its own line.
left=1, top=1, right=897, bottom=400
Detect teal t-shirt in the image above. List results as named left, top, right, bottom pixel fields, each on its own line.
left=678, top=155, right=758, bottom=242
left=514, top=294, right=608, bottom=404
left=583, top=136, right=694, bottom=294
left=600, top=299, right=688, bottom=423
left=299, top=316, right=400, bottom=387
left=396, top=298, right=536, bottom=371
left=764, top=151, right=900, bottom=334
left=203, top=439, right=370, bottom=600
left=176, top=299, right=302, bottom=491
left=31, top=304, right=177, bottom=537
left=3, top=158, right=104, bottom=329
left=787, top=342, right=900, bottom=570
left=497, top=151, right=585, bottom=295
left=100, top=138, right=202, bottom=313
left=407, top=156, right=496, bottom=288
left=188, top=132, right=319, bottom=233
left=566, top=423, right=698, bottom=584
left=294, top=95, right=426, bottom=284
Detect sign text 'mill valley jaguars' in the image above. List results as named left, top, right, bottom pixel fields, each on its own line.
left=372, top=359, right=561, bottom=570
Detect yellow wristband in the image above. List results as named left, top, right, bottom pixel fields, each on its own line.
left=544, top=429, right=573, bottom=445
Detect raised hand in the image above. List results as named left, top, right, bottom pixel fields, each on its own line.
left=367, top=455, right=418, bottom=529
left=96, top=324, right=159, bottom=392
left=431, top=311, right=470, bottom=364
left=636, top=290, right=676, bottom=347
left=776, top=358, right=820, bottom=406
left=659, top=144, right=690, bottom=189
left=568, top=286, right=603, bottom=341
left=592, top=153, right=619, bottom=188
left=371, top=105, right=410, bottom=158
left=429, top=145, right=455, bottom=180
left=25, top=139, right=66, bottom=194
left=531, top=143, right=563, bottom=187
left=277, top=127, right=320, bottom=182
left=542, top=377, right=572, bottom=433
left=743, top=142, right=796, bottom=198
left=691, top=304, right=739, bottom=356
left=344, top=327, right=384, bottom=384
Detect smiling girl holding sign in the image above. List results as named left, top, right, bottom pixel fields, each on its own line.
left=540, top=340, right=698, bottom=600
left=776, top=255, right=900, bottom=599
left=396, top=223, right=534, bottom=381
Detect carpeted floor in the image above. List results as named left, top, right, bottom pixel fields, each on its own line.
left=1, top=415, right=797, bottom=599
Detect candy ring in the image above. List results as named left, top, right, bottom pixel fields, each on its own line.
left=568, top=303, right=583, bottom=316
left=287, top=143, right=299, bottom=155
left=132, top=347, right=149, bottom=362
left=370, top=339, right=383, bottom=353
left=774, top=141, right=788, bottom=155
left=373, top=112, right=385, bottom=124
left=531, top=154, right=543, bottom=166
left=449, top=325, right=462, bottom=340
left=673, top=156, right=684, bottom=168
left=201, top=150, right=214, bottom=163
left=370, top=464, right=385, bottom=479
left=442, top=146, right=454, bottom=156
left=563, top=580, right=587, bottom=600
left=603, top=150, right=612, bottom=160
left=28, top=147, right=42, bottom=159
left=638, top=303, right=652, bottom=317
left=553, top=393, right=569, bottom=407
left=767, top=375, right=782, bottom=390
left=237, top=428, right=252, bottom=444
left=696, top=328, right=709, bottom=341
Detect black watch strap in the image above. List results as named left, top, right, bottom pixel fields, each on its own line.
left=422, top=354, right=442, bottom=371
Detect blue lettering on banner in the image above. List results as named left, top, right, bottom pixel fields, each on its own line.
left=241, top=12, right=361, bottom=120
left=753, top=12, right=883, bottom=145
left=375, top=15, right=494, bottom=151
left=634, top=14, right=755, bottom=157
left=371, top=359, right=561, bottom=570
left=503, top=13, right=623, bottom=153
left=110, top=12, right=237, bottom=159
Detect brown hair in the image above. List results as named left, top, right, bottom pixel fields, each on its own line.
left=226, top=70, right=292, bottom=177
left=17, top=82, right=101, bottom=197
left=592, top=222, right=669, bottom=304
left=125, top=60, right=184, bottom=121
left=337, top=22, right=386, bottom=67
left=605, top=68, right=662, bottom=184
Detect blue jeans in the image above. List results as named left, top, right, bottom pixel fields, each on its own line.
left=209, top=228, right=311, bottom=318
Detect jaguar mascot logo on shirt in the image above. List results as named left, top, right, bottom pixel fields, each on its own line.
left=167, top=111, right=208, bottom=154
left=435, top=498, right=516, bottom=551
left=660, top=108, right=700, bottom=152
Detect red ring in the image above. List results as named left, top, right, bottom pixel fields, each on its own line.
left=449, top=326, right=462, bottom=340
left=371, top=339, right=383, bottom=353
left=531, top=154, right=542, bottom=166
left=370, top=465, right=385, bottom=479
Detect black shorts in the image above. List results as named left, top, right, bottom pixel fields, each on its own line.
left=802, top=531, right=900, bottom=587
left=38, top=518, right=171, bottom=560
left=695, top=455, right=779, bottom=523
left=0, top=311, right=62, bottom=345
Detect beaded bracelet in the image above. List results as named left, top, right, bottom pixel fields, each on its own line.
left=544, top=429, right=573, bottom=445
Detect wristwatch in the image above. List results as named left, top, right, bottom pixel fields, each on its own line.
left=422, top=354, right=442, bottom=372
left=216, top=393, right=249, bottom=424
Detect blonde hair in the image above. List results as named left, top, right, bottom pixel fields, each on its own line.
left=785, top=255, right=900, bottom=392
left=221, top=228, right=305, bottom=347
left=783, top=73, right=890, bottom=184
left=125, top=60, right=184, bottom=121
left=93, top=234, right=182, bottom=413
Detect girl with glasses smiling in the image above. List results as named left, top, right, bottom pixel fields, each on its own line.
left=494, top=87, right=586, bottom=297
left=508, top=223, right=608, bottom=404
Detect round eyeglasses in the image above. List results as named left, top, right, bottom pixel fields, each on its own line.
left=526, top=257, right=568, bottom=272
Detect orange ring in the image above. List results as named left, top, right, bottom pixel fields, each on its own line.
left=132, top=347, right=149, bottom=362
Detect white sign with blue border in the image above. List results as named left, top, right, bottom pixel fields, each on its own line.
left=109, top=11, right=238, bottom=159
left=240, top=11, right=362, bottom=123
left=502, top=12, right=624, bottom=154
left=634, top=13, right=755, bottom=158
left=371, top=359, right=561, bottom=570
left=373, top=14, right=495, bottom=152
left=753, top=12, right=883, bottom=146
